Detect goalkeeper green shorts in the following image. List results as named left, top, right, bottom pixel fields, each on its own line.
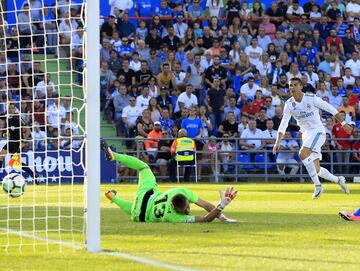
left=131, top=166, right=158, bottom=222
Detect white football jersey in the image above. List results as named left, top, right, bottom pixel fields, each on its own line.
left=278, top=93, right=338, bottom=135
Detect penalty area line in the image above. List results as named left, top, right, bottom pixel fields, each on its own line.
left=0, top=228, right=198, bottom=271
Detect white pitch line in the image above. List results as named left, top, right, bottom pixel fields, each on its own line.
left=0, top=228, right=199, bottom=271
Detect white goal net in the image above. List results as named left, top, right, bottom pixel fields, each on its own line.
left=0, top=0, right=100, bottom=253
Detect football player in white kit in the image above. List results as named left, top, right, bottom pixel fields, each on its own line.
left=273, top=78, right=352, bottom=199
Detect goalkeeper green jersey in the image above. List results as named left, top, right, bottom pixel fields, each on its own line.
left=145, top=188, right=199, bottom=223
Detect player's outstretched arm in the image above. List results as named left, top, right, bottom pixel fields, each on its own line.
left=195, top=198, right=237, bottom=222
left=195, top=187, right=237, bottom=223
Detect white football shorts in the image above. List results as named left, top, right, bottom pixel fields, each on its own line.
left=301, top=131, right=326, bottom=160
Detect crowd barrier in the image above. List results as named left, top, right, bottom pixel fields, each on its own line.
left=104, top=136, right=360, bottom=183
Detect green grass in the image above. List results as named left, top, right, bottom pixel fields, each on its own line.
left=1, top=183, right=360, bottom=271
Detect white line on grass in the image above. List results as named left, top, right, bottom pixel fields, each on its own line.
left=0, top=228, right=198, bottom=271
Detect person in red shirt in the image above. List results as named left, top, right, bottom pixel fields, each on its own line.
left=253, top=89, right=265, bottom=113
left=346, top=87, right=359, bottom=113
left=241, top=98, right=258, bottom=118
left=325, top=29, right=345, bottom=57
left=332, top=112, right=354, bottom=174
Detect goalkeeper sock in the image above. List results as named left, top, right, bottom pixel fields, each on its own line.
left=301, top=157, right=321, bottom=186
left=113, top=153, right=148, bottom=171
left=21, top=163, right=38, bottom=179
left=112, top=196, right=133, bottom=215
left=318, top=167, right=339, bottom=183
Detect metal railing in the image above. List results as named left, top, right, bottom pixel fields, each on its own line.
left=104, top=136, right=360, bottom=183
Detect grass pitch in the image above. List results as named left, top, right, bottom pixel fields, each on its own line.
left=1, top=183, right=360, bottom=271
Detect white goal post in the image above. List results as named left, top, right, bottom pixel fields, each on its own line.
left=85, top=0, right=100, bottom=253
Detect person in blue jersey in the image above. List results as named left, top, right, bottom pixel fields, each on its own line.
left=134, top=0, right=153, bottom=19
left=181, top=104, right=204, bottom=142
left=300, top=40, right=320, bottom=66
left=339, top=207, right=360, bottom=221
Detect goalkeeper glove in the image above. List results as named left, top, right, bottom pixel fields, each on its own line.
left=217, top=186, right=237, bottom=211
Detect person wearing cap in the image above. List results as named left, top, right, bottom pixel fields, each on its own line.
left=100, top=15, right=118, bottom=39
left=146, top=121, right=163, bottom=160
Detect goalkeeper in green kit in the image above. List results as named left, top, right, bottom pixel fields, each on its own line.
left=101, top=139, right=238, bottom=223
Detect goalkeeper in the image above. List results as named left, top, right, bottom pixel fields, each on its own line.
left=101, top=139, right=237, bottom=223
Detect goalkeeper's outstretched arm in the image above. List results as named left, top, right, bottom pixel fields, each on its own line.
left=194, top=187, right=237, bottom=223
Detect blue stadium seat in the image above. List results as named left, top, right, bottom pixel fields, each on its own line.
left=356, top=121, right=360, bottom=129
left=237, top=154, right=254, bottom=170
left=254, top=154, right=274, bottom=169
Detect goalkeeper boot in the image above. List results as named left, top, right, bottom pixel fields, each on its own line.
left=100, top=139, right=114, bottom=161
left=105, top=190, right=117, bottom=201
left=339, top=211, right=360, bottom=221
left=337, top=176, right=350, bottom=194
left=312, top=185, right=323, bottom=199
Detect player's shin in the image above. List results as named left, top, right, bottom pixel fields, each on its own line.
left=111, top=196, right=133, bottom=215
left=318, top=167, right=339, bottom=183
left=301, top=157, right=321, bottom=186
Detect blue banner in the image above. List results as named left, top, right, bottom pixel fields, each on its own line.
left=0, top=146, right=117, bottom=184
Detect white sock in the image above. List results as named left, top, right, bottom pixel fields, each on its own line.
left=318, top=167, right=339, bottom=183
left=302, top=157, right=321, bottom=186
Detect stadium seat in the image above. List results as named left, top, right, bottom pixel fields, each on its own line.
left=254, top=154, right=274, bottom=169
left=356, top=121, right=360, bottom=129
left=237, top=153, right=254, bottom=170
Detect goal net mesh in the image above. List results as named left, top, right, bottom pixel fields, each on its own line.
left=0, top=0, right=87, bottom=252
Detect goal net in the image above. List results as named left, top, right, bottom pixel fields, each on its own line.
left=0, top=0, right=100, bottom=253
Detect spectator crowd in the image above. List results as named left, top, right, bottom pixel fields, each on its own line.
left=101, top=0, right=360, bottom=179
left=0, top=0, right=84, bottom=152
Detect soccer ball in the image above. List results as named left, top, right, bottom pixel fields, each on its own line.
left=2, top=173, right=26, bottom=198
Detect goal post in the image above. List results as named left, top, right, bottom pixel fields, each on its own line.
left=85, top=0, right=101, bottom=253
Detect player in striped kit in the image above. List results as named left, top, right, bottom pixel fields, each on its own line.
left=273, top=78, right=352, bottom=199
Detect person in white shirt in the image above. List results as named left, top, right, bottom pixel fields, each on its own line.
left=239, top=77, right=260, bottom=102
left=174, top=84, right=198, bottom=113
left=122, top=96, right=142, bottom=136
left=286, top=1, right=304, bottom=19
left=206, top=0, right=224, bottom=17
left=240, top=119, right=263, bottom=150
left=109, top=0, right=133, bottom=16
left=305, top=63, right=319, bottom=89
left=136, top=86, right=151, bottom=112
left=35, top=73, right=56, bottom=97
left=257, top=28, right=272, bottom=51
left=286, top=63, right=302, bottom=82
left=47, top=97, right=66, bottom=129
left=238, top=114, right=248, bottom=137
left=262, top=119, right=278, bottom=151
left=244, top=38, right=263, bottom=67
left=129, top=52, right=141, bottom=72
left=31, top=121, right=47, bottom=149
left=200, top=50, right=213, bottom=70
left=346, top=0, right=360, bottom=22
left=276, top=130, right=300, bottom=177
left=273, top=77, right=352, bottom=199
left=173, top=13, right=188, bottom=41
left=345, top=52, right=360, bottom=77
left=328, top=86, right=343, bottom=108
left=342, top=67, right=355, bottom=86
